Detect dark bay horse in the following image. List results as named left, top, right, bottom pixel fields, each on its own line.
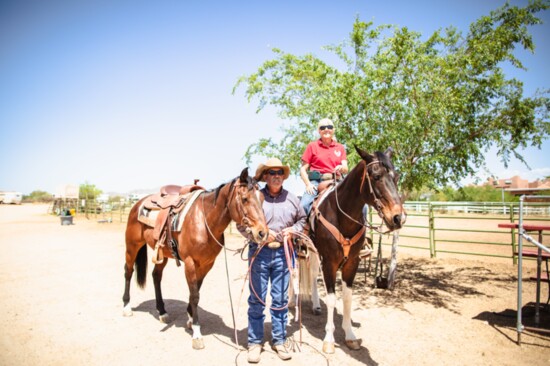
left=301, top=147, right=406, bottom=353
left=122, top=168, right=267, bottom=349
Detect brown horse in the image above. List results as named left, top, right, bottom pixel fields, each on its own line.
left=299, top=146, right=406, bottom=353
left=122, top=168, right=267, bottom=349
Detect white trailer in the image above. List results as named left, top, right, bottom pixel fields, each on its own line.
left=0, top=191, right=23, bottom=204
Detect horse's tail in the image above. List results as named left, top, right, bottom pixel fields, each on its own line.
left=135, top=244, right=148, bottom=289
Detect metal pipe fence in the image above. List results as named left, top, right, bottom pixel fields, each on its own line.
left=368, top=201, right=550, bottom=263
left=74, top=199, right=550, bottom=263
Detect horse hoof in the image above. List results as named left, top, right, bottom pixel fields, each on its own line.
left=345, top=339, right=362, bottom=350
left=313, top=307, right=321, bottom=315
left=159, top=313, right=170, bottom=324
left=122, top=305, right=133, bottom=317
left=192, top=338, right=205, bottom=350
left=322, top=341, right=335, bottom=354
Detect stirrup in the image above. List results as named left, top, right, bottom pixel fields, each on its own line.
left=359, top=247, right=372, bottom=259
left=152, top=244, right=165, bottom=264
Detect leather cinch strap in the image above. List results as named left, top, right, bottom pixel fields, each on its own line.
left=315, top=210, right=366, bottom=259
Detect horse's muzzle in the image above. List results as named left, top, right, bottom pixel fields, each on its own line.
left=246, top=226, right=268, bottom=244
left=392, top=212, right=407, bottom=229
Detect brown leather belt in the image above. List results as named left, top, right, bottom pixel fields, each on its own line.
left=267, top=242, right=281, bottom=249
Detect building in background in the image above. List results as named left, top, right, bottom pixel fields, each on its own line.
left=486, top=176, right=550, bottom=196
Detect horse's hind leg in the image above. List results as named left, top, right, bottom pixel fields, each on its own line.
left=123, top=242, right=147, bottom=317
left=122, top=261, right=134, bottom=316
left=153, top=258, right=170, bottom=323
left=310, top=252, right=322, bottom=315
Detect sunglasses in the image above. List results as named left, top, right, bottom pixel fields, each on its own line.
left=319, top=125, right=334, bottom=131
left=267, top=169, right=285, bottom=176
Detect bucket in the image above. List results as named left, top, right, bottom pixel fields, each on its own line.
left=60, top=215, right=73, bottom=225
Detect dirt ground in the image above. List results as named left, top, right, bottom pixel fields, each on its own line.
left=1, top=204, right=549, bottom=366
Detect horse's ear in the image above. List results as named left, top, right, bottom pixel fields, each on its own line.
left=384, top=147, right=394, bottom=160
left=354, top=145, right=371, bottom=161
left=239, top=167, right=249, bottom=183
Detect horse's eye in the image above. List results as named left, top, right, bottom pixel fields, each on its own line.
left=374, top=174, right=382, bottom=181
left=242, top=197, right=248, bottom=204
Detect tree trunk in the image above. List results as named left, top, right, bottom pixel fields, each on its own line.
left=387, top=231, right=399, bottom=290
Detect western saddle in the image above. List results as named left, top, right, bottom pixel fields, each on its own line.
left=141, top=184, right=204, bottom=266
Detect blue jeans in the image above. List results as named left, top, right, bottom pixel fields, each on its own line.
left=300, top=180, right=319, bottom=216
left=248, top=243, right=290, bottom=346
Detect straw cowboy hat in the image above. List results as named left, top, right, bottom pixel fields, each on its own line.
left=254, top=158, right=290, bottom=181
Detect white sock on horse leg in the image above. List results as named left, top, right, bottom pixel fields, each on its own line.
left=342, top=281, right=357, bottom=340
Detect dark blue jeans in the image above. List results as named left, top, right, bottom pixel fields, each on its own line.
left=247, top=243, right=290, bottom=346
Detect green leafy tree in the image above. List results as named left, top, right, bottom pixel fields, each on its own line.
left=79, top=183, right=102, bottom=200
left=234, top=1, right=549, bottom=196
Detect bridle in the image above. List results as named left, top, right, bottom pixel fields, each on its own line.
left=334, top=160, right=390, bottom=234
left=202, top=179, right=260, bottom=251
left=227, top=180, right=257, bottom=229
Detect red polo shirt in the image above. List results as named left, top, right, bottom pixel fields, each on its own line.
left=301, top=139, right=347, bottom=174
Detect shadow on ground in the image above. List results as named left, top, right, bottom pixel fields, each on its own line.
left=350, top=257, right=516, bottom=312
left=473, top=302, right=550, bottom=347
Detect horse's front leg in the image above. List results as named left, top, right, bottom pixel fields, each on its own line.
left=152, top=258, right=169, bottom=323
left=321, top=267, right=338, bottom=354
left=341, top=261, right=361, bottom=350
left=341, top=281, right=361, bottom=349
left=184, top=258, right=204, bottom=350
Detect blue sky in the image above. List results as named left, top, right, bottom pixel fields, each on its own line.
left=1, top=0, right=548, bottom=196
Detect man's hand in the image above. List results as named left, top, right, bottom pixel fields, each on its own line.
left=267, top=229, right=277, bottom=242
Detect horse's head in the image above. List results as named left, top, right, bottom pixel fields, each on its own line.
left=355, top=146, right=407, bottom=231
left=228, top=168, right=268, bottom=244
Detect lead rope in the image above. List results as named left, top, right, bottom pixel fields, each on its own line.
left=231, top=231, right=330, bottom=365
left=236, top=230, right=316, bottom=342
left=200, top=180, right=257, bottom=349
left=222, top=239, right=241, bottom=348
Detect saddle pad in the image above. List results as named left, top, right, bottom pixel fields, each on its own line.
left=137, top=189, right=203, bottom=232
left=309, top=185, right=335, bottom=232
